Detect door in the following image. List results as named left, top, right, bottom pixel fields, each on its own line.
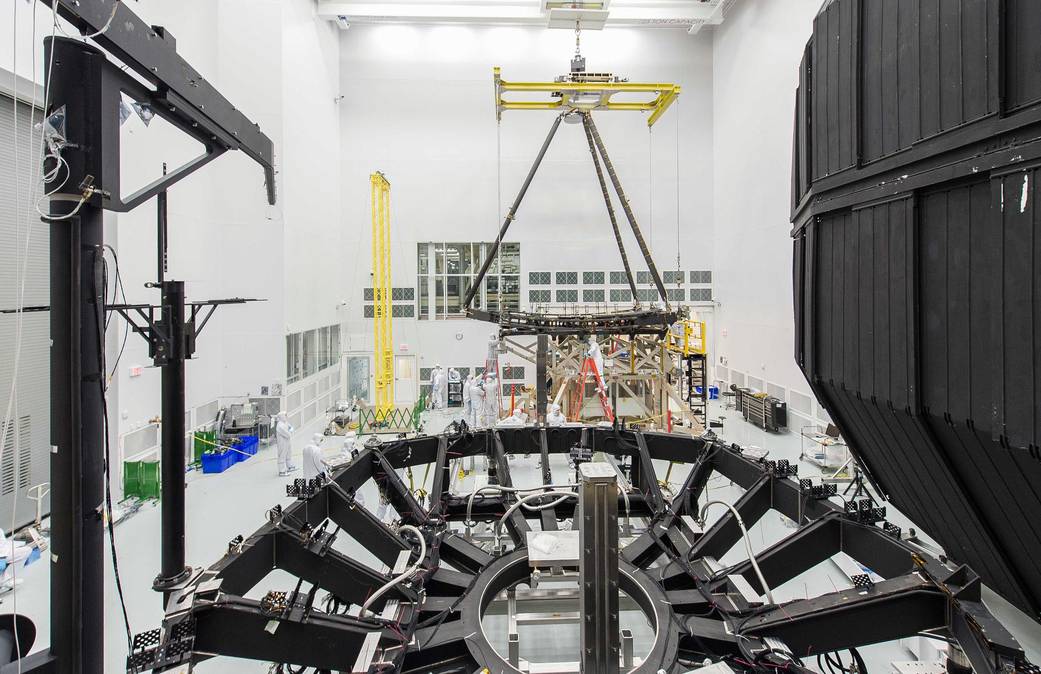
left=346, top=354, right=371, bottom=404
left=395, top=355, right=417, bottom=405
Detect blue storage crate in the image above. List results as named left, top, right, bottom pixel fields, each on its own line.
left=201, top=451, right=233, bottom=474
left=709, top=386, right=719, bottom=400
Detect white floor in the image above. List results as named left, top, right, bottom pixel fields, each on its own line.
left=5, top=402, right=1040, bottom=672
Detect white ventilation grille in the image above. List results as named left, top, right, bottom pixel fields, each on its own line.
left=304, top=403, right=317, bottom=425
left=746, top=376, right=764, bottom=392
left=123, top=424, right=159, bottom=460
left=17, top=416, right=30, bottom=490
left=767, top=383, right=786, bottom=401
left=288, top=390, right=303, bottom=412
left=716, top=365, right=729, bottom=382
left=1, top=422, right=14, bottom=496
left=731, top=371, right=746, bottom=388
left=196, top=400, right=219, bottom=427
left=789, top=390, right=813, bottom=415
left=305, top=382, right=317, bottom=404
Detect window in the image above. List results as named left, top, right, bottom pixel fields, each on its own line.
left=691, top=288, right=714, bottom=302
left=503, top=366, right=525, bottom=379
left=691, top=270, right=712, bottom=284
left=555, top=271, right=578, bottom=285
left=636, top=271, right=653, bottom=285
left=583, top=289, right=605, bottom=303
left=529, top=289, right=551, bottom=303
left=330, top=325, right=341, bottom=366
left=610, top=288, right=632, bottom=302
left=392, top=305, right=415, bottom=318
left=286, top=334, right=302, bottom=383
left=318, top=326, right=330, bottom=370
left=556, top=289, right=578, bottom=303
left=529, top=271, right=551, bottom=285
left=667, top=288, right=685, bottom=302
left=609, top=271, right=629, bottom=285
left=583, top=271, right=605, bottom=285
left=418, top=242, right=521, bottom=319
left=636, top=289, right=659, bottom=302
left=302, top=330, right=317, bottom=378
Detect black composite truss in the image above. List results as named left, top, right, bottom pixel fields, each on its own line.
left=792, top=0, right=1041, bottom=620
left=129, top=425, right=1034, bottom=673
left=471, top=307, right=679, bottom=337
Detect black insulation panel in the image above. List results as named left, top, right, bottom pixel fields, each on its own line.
left=794, top=0, right=1041, bottom=619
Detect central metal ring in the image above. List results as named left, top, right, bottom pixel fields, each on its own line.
left=459, top=549, right=679, bottom=673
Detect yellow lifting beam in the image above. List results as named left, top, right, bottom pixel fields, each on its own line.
left=371, top=172, right=394, bottom=414
left=494, top=67, right=681, bottom=127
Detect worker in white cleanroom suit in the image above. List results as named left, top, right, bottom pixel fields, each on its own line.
left=587, top=336, right=606, bottom=391
left=275, top=412, right=297, bottom=476
left=430, top=364, right=444, bottom=410
left=462, top=375, right=474, bottom=424
left=303, top=433, right=329, bottom=481
left=496, top=408, right=528, bottom=427
left=468, top=376, right=485, bottom=427
left=0, top=529, right=32, bottom=592
left=546, top=403, right=567, bottom=426
left=481, top=375, right=499, bottom=427
left=341, top=431, right=358, bottom=460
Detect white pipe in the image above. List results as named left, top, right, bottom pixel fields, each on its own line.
left=699, top=500, right=776, bottom=605
left=494, top=491, right=578, bottom=547
left=359, top=524, right=426, bottom=617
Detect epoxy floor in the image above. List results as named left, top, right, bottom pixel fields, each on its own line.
left=6, top=401, right=1040, bottom=672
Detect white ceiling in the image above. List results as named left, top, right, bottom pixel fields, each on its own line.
left=316, top=0, right=739, bottom=34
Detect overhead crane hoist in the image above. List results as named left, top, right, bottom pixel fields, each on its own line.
left=465, top=43, right=683, bottom=332
left=371, top=172, right=394, bottom=414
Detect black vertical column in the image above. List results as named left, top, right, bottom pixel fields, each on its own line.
left=154, top=280, right=190, bottom=595
left=536, top=335, right=548, bottom=423
left=46, top=36, right=107, bottom=674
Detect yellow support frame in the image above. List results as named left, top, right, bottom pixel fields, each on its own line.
left=494, top=67, right=681, bottom=127
left=665, top=320, right=707, bottom=357
left=371, top=172, right=394, bottom=413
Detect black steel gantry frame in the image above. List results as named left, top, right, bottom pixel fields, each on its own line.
left=9, top=1, right=277, bottom=672
left=128, top=424, right=1034, bottom=674
left=464, top=110, right=672, bottom=329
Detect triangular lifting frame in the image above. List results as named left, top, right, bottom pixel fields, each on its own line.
left=463, top=111, right=671, bottom=314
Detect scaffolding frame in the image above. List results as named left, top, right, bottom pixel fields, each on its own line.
left=371, top=172, right=394, bottom=413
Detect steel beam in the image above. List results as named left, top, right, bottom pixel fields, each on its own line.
left=578, top=462, right=620, bottom=674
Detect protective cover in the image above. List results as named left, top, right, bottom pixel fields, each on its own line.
left=792, top=0, right=1041, bottom=620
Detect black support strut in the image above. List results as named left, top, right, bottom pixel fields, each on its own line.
left=463, top=113, right=565, bottom=309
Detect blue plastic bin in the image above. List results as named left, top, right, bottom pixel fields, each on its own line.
left=201, top=451, right=233, bottom=474
left=709, top=386, right=719, bottom=400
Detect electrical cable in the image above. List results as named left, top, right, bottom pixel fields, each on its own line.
left=699, top=500, right=776, bottom=604
left=493, top=490, right=576, bottom=547
left=359, top=524, right=426, bottom=617
left=102, top=244, right=130, bottom=381
left=93, top=251, right=134, bottom=650
left=53, top=0, right=121, bottom=40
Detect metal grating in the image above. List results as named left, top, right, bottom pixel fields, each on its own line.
left=583, top=271, right=605, bottom=285
left=529, top=271, right=551, bottom=285
left=1, top=423, right=13, bottom=496
left=555, top=271, right=578, bottom=285
left=17, top=416, right=30, bottom=490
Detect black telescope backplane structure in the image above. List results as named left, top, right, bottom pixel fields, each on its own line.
left=792, top=0, right=1041, bottom=621
left=128, top=425, right=1031, bottom=673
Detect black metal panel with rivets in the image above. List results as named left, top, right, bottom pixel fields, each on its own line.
left=794, top=0, right=1041, bottom=619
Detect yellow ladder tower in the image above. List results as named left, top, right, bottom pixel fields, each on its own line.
left=371, top=172, right=394, bottom=413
